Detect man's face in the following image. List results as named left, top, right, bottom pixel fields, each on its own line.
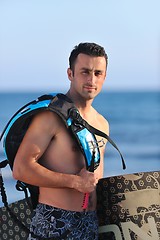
left=68, top=53, right=107, bottom=100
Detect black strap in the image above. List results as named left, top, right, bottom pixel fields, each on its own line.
left=0, top=159, right=8, bottom=168
left=68, top=107, right=126, bottom=169
left=16, top=181, right=33, bottom=209
left=83, top=121, right=126, bottom=170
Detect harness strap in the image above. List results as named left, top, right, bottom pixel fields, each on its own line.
left=69, top=108, right=126, bottom=169
left=0, top=159, right=8, bottom=168
left=15, top=181, right=33, bottom=208
left=85, top=122, right=126, bottom=169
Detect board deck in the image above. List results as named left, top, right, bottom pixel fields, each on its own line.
left=97, top=171, right=160, bottom=240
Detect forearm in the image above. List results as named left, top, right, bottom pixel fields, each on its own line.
left=13, top=160, right=76, bottom=189
left=13, top=160, right=97, bottom=194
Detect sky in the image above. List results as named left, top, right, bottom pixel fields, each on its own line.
left=0, top=0, right=160, bottom=92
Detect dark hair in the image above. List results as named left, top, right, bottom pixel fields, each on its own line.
left=69, top=42, right=108, bottom=71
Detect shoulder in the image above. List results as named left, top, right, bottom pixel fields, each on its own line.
left=97, top=112, right=109, bottom=135
left=31, top=111, right=59, bottom=125
left=33, top=110, right=59, bottom=122
left=91, top=107, right=109, bottom=136
left=28, top=110, right=64, bottom=135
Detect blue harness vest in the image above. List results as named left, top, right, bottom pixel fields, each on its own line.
left=0, top=93, right=125, bottom=209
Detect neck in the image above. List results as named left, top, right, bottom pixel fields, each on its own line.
left=65, top=91, right=95, bottom=121
left=66, top=90, right=93, bottom=112
left=66, top=90, right=97, bottom=123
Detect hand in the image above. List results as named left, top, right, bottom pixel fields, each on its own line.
left=75, top=168, right=98, bottom=193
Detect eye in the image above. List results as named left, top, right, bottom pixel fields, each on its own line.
left=95, top=71, right=102, bottom=76
left=82, top=69, right=90, bottom=75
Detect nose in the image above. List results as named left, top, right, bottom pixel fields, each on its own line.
left=87, top=72, right=96, bottom=84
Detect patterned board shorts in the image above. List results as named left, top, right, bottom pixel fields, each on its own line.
left=28, top=203, right=99, bottom=240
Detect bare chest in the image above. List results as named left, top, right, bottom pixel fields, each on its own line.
left=40, top=127, right=85, bottom=174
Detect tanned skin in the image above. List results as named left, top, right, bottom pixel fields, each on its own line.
left=13, top=53, right=109, bottom=212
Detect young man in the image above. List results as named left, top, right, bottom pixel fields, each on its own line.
left=13, top=42, right=109, bottom=239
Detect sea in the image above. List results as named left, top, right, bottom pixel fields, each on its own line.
left=0, top=91, right=160, bottom=205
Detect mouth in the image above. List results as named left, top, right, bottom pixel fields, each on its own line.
left=83, top=85, right=97, bottom=91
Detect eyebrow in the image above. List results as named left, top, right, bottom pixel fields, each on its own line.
left=81, top=67, right=104, bottom=73
left=81, top=67, right=91, bottom=71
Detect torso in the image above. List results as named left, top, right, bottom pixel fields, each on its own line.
left=38, top=108, right=108, bottom=212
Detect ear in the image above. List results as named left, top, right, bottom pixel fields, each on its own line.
left=67, top=68, right=73, bottom=81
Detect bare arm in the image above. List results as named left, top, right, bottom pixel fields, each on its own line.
left=13, top=111, right=97, bottom=193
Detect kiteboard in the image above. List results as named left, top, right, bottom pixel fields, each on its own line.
left=0, top=170, right=159, bottom=240
left=97, top=170, right=160, bottom=240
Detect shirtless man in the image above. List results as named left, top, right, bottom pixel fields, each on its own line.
left=13, top=42, right=109, bottom=239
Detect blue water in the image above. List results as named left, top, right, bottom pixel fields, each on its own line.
left=0, top=91, right=160, bottom=204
